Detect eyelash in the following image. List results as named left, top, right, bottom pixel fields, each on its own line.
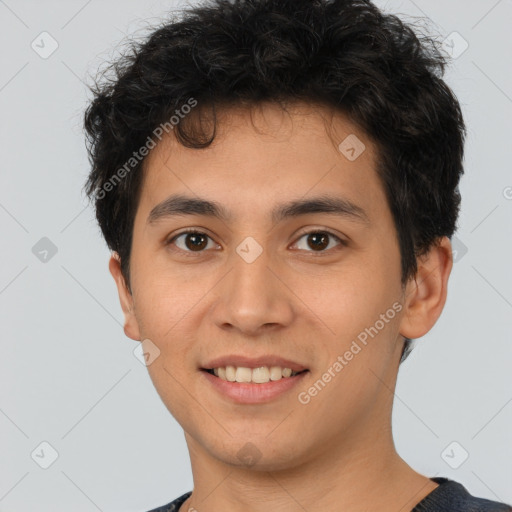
left=165, top=228, right=347, bottom=256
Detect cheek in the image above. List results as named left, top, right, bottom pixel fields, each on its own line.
left=308, top=263, right=388, bottom=321
left=130, top=251, right=198, bottom=334
left=307, top=261, right=402, bottom=365
left=134, top=284, right=199, bottom=420
left=145, top=357, right=196, bottom=427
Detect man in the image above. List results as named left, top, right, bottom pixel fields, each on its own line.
left=83, top=0, right=511, bottom=510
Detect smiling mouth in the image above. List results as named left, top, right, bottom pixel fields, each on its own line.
left=202, top=366, right=309, bottom=384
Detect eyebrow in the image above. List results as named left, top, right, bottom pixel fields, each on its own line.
left=147, top=193, right=370, bottom=226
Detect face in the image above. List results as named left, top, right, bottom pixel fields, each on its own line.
left=110, top=101, right=448, bottom=471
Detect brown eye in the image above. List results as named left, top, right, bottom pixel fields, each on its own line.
left=184, top=232, right=208, bottom=251
left=169, top=231, right=216, bottom=252
left=306, top=232, right=329, bottom=251
left=293, top=230, right=344, bottom=253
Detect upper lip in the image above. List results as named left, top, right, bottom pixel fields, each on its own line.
left=202, top=355, right=308, bottom=372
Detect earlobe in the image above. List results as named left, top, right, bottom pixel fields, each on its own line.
left=108, top=253, right=141, bottom=341
left=399, top=236, right=453, bottom=340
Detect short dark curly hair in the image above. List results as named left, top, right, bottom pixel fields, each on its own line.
left=83, top=0, right=466, bottom=363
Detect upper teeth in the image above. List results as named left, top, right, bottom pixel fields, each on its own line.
left=212, top=366, right=300, bottom=383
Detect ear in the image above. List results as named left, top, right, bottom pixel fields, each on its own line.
left=108, top=252, right=141, bottom=341
left=399, top=236, right=453, bottom=340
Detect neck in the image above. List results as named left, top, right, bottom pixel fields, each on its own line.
left=181, top=416, right=437, bottom=511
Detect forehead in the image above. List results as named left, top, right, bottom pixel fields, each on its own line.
left=137, top=100, right=386, bottom=222
left=149, top=100, right=375, bottom=157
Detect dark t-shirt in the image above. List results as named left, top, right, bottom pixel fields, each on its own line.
left=146, top=476, right=512, bottom=512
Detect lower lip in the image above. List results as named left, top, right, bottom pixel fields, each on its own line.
left=200, top=370, right=309, bottom=404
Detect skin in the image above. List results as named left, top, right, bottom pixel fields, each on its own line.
left=109, top=101, right=452, bottom=512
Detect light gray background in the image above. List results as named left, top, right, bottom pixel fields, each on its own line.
left=1, top=0, right=511, bottom=511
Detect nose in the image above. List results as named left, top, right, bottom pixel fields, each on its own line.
left=209, top=240, right=295, bottom=336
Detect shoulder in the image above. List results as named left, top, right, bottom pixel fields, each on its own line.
left=413, top=477, right=512, bottom=512
left=145, top=490, right=192, bottom=512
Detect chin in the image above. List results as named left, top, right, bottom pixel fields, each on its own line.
left=207, top=436, right=309, bottom=472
